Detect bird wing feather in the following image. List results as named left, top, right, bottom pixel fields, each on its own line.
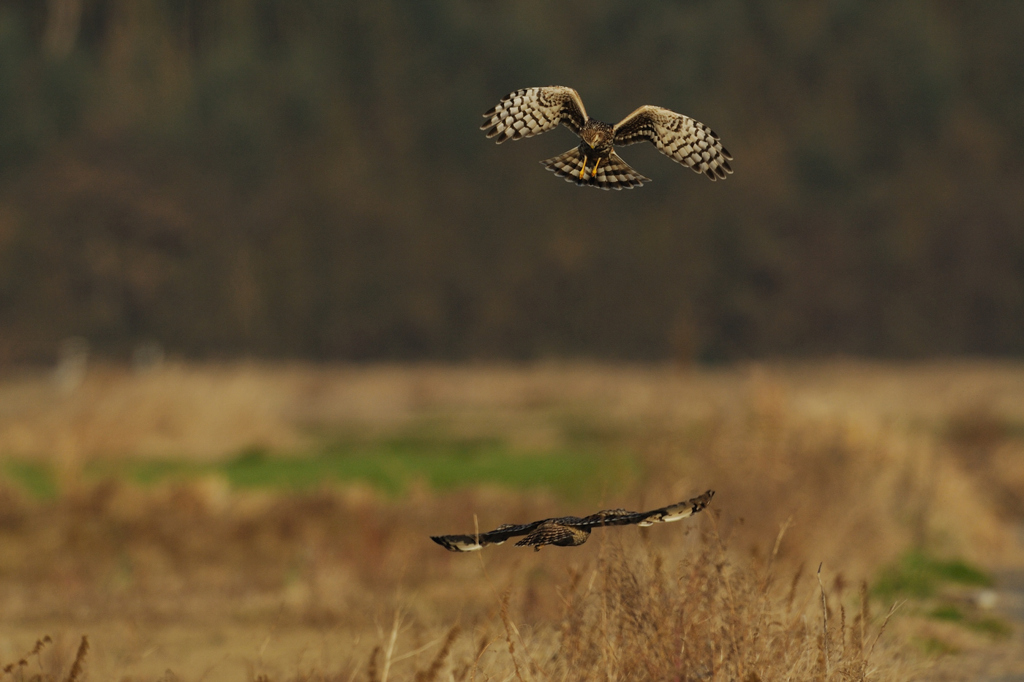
left=634, top=490, right=716, bottom=526
left=431, top=519, right=547, bottom=552
left=613, top=105, right=733, bottom=180
left=573, top=508, right=648, bottom=527
left=431, top=490, right=715, bottom=551
left=481, top=86, right=589, bottom=143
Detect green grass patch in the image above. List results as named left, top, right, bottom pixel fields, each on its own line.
left=2, top=432, right=639, bottom=499
left=872, top=550, right=992, bottom=600
left=915, top=636, right=959, bottom=656
left=55, top=435, right=640, bottom=499
left=1, top=461, right=57, bottom=499
left=927, top=603, right=1012, bottom=639
left=968, top=616, right=1012, bottom=638
left=928, top=604, right=963, bottom=622
left=245, top=442, right=633, bottom=497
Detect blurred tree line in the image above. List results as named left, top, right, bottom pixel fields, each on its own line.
left=0, top=0, right=1021, bottom=363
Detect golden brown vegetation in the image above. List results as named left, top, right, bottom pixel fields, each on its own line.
left=0, top=362, right=1020, bottom=680
left=2, top=360, right=1024, bottom=461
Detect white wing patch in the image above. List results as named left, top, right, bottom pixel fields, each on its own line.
left=637, top=490, right=716, bottom=526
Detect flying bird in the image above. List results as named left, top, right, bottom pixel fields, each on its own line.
left=480, top=86, right=732, bottom=190
left=431, top=490, right=714, bottom=552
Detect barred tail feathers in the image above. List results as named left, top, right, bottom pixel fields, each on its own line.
left=542, top=149, right=649, bottom=190
left=541, top=148, right=586, bottom=184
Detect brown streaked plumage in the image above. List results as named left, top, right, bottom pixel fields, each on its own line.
left=431, top=490, right=714, bottom=552
left=480, top=86, right=733, bottom=190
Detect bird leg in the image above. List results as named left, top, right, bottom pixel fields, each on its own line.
left=579, top=157, right=588, bottom=180
left=591, top=157, right=601, bottom=177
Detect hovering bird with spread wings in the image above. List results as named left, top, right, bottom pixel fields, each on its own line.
left=480, top=86, right=732, bottom=190
left=431, top=490, right=714, bottom=552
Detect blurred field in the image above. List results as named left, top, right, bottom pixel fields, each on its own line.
left=0, top=361, right=1023, bottom=680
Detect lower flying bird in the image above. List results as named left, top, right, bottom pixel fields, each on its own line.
left=431, top=490, right=714, bottom=552
left=481, top=86, right=732, bottom=190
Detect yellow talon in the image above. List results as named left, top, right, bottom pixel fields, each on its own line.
left=579, top=157, right=587, bottom=180
left=591, top=157, right=601, bottom=177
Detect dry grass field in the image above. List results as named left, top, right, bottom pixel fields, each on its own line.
left=0, top=361, right=1022, bottom=680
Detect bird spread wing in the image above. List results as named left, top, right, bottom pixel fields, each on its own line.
left=431, top=490, right=714, bottom=552
left=613, top=106, right=733, bottom=180
left=573, top=508, right=648, bottom=527
left=633, top=489, right=716, bottom=526
left=571, top=490, right=716, bottom=528
left=481, top=86, right=589, bottom=143
left=431, top=520, right=546, bottom=552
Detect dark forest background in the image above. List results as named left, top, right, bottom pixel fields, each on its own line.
left=0, top=0, right=1022, bottom=363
